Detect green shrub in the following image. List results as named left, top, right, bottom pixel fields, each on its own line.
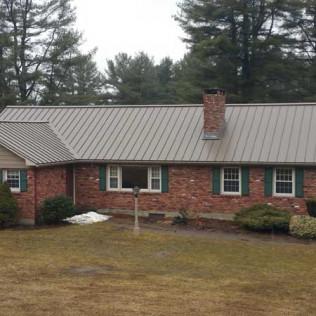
left=234, top=204, right=291, bottom=233
left=40, top=195, right=75, bottom=225
left=305, top=199, right=316, bottom=217
left=0, top=183, right=19, bottom=227
left=289, top=215, right=316, bottom=239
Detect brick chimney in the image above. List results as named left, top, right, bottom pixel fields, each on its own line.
left=203, top=88, right=226, bottom=140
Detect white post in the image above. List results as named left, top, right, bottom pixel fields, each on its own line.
left=134, top=195, right=140, bottom=235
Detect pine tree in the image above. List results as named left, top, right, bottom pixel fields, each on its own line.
left=284, top=0, right=316, bottom=100
left=0, top=1, right=15, bottom=105
left=1, top=0, right=79, bottom=104
left=105, top=52, right=161, bottom=105
left=156, top=57, right=177, bottom=104
left=175, top=0, right=307, bottom=102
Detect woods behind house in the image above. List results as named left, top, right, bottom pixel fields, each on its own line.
left=0, top=0, right=315, bottom=106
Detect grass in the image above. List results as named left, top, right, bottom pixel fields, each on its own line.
left=0, top=222, right=316, bottom=315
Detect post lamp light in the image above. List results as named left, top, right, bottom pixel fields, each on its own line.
left=133, top=186, right=141, bottom=234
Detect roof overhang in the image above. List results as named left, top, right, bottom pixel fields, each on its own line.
left=31, top=159, right=316, bottom=168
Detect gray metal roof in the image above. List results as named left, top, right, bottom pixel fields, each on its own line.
left=1, top=103, right=316, bottom=165
left=0, top=121, right=75, bottom=165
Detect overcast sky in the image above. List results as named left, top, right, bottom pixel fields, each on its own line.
left=73, top=0, right=187, bottom=70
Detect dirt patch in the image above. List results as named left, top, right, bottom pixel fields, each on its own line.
left=154, top=250, right=173, bottom=258
left=186, top=218, right=242, bottom=233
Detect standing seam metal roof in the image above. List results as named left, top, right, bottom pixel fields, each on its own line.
left=1, top=103, right=316, bottom=165
left=0, top=121, right=75, bottom=165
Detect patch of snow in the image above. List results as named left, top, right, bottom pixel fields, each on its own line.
left=64, top=212, right=111, bottom=225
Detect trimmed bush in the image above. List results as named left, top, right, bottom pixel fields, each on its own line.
left=40, top=195, right=75, bottom=225
left=0, top=183, right=19, bottom=227
left=305, top=199, right=316, bottom=217
left=234, top=204, right=291, bottom=233
left=290, top=215, right=316, bottom=239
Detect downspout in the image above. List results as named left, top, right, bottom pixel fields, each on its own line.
left=73, top=164, right=76, bottom=205
left=34, top=167, right=38, bottom=223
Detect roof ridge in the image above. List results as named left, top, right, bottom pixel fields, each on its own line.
left=227, top=102, right=316, bottom=107
left=3, top=104, right=202, bottom=109
left=3, top=102, right=316, bottom=110
left=0, top=120, right=48, bottom=123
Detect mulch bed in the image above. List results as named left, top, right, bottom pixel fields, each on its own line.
left=185, top=218, right=242, bottom=233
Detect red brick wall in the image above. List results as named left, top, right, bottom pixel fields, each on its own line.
left=75, top=164, right=314, bottom=215
left=14, top=163, right=316, bottom=223
left=35, top=166, right=68, bottom=209
left=14, top=166, right=68, bottom=223
left=13, top=169, right=36, bottom=222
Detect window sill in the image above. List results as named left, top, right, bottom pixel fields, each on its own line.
left=273, top=194, right=295, bottom=198
left=209, top=191, right=242, bottom=197
left=221, top=192, right=241, bottom=197
left=107, top=190, right=162, bottom=194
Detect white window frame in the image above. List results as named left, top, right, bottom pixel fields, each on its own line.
left=2, top=169, right=21, bottom=193
left=107, top=166, right=162, bottom=193
left=108, top=166, right=120, bottom=191
left=273, top=168, right=295, bottom=197
left=221, top=167, right=241, bottom=196
left=150, top=166, right=161, bottom=191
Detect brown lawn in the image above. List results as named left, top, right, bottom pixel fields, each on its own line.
left=0, top=221, right=315, bottom=315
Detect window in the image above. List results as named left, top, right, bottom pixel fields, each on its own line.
left=3, top=170, right=21, bottom=192
left=122, top=166, right=148, bottom=189
left=151, top=167, right=161, bottom=190
left=274, top=168, right=295, bottom=197
left=109, top=166, right=119, bottom=190
left=107, top=166, right=161, bottom=192
left=221, top=167, right=241, bottom=195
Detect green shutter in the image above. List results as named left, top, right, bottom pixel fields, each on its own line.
left=0, top=169, right=2, bottom=184
left=295, top=168, right=304, bottom=198
left=264, top=167, right=273, bottom=197
left=99, top=166, right=106, bottom=191
left=20, top=170, right=28, bottom=192
left=241, top=166, right=249, bottom=196
left=161, top=166, right=169, bottom=193
left=212, top=167, right=221, bottom=194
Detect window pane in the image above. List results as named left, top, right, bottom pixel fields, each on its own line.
left=276, top=182, right=292, bottom=194
left=151, top=178, right=160, bottom=190
left=276, top=168, right=292, bottom=181
left=110, top=178, right=118, bottom=189
left=122, top=166, right=148, bottom=189
left=151, top=167, right=161, bottom=190
left=224, top=180, right=239, bottom=192
left=275, top=168, right=293, bottom=194
left=151, top=167, right=160, bottom=178
left=109, top=166, right=119, bottom=189
left=223, top=168, right=240, bottom=193
left=110, top=167, right=118, bottom=177
left=6, top=170, right=20, bottom=189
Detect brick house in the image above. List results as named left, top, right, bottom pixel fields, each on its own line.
left=0, top=89, right=315, bottom=225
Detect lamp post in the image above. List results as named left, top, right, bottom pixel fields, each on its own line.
left=133, top=186, right=140, bottom=235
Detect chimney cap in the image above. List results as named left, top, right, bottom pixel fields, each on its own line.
left=204, top=88, right=225, bottom=95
